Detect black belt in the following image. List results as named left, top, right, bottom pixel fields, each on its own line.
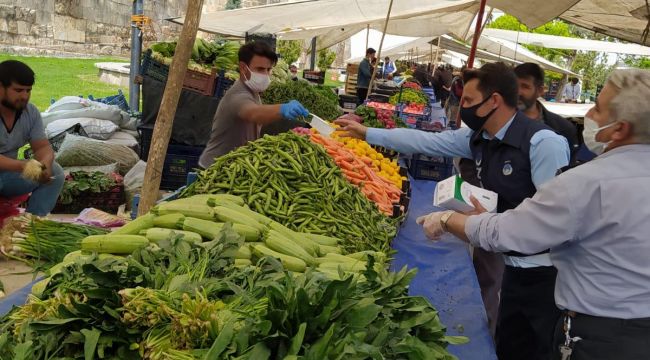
left=565, top=310, right=650, bottom=325
left=504, top=249, right=550, bottom=257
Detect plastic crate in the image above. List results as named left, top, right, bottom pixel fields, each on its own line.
left=141, top=50, right=219, bottom=96
left=89, top=89, right=130, bottom=111
left=141, top=50, right=169, bottom=82
left=183, top=67, right=218, bottom=96
left=138, top=125, right=204, bottom=190
left=339, top=94, right=357, bottom=110
left=215, top=70, right=235, bottom=99
left=407, top=154, right=453, bottom=181
left=49, top=124, right=88, bottom=152
left=52, top=185, right=125, bottom=214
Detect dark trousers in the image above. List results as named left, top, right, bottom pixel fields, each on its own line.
left=552, top=313, right=650, bottom=360
left=356, top=87, right=368, bottom=105
left=473, top=248, right=504, bottom=338
left=495, top=265, right=561, bottom=360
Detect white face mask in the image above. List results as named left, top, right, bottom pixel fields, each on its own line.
left=583, top=116, right=617, bottom=155
left=244, top=65, right=271, bottom=93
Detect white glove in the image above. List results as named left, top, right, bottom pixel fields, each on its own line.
left=416, top=211, right=448, bottom=241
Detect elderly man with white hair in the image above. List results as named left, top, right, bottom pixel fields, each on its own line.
left=417, top=68, right=650, bottom=360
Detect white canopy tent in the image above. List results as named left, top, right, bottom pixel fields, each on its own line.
left=483, top=28, right=650, bottom=55
left=168, top=0, right=480, bottom=50
left=169, top=0, right=650, bottom=49
left=346, top=34, right=576, bottom=76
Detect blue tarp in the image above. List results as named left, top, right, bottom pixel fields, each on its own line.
left=392, top=178, right=497, bottom=360
left=0, top=179, right=496, bottom=359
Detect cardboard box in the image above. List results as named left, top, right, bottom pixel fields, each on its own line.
left=433, top=175, right=498, bottom=213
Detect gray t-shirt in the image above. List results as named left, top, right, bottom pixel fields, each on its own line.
left=199, top=80, right=260, bottom=168
left=0, top=103, right=47, bottom=159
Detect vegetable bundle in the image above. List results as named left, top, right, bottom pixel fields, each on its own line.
left=389, top=88, right=429, bottom=105
left=309, top=133, right=401, bottom=214
left=181, top=133, right=397, bottom=254
left=0, top=223, right=466, bottom=359
left=1, top=215, right=109, bottom=269
left=261, top=80, right=341, bottom=121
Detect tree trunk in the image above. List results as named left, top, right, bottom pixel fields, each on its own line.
left=138, top=0, right=205, bottom=216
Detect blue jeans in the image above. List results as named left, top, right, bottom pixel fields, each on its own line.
left=0, top=162, right=65, bottom=216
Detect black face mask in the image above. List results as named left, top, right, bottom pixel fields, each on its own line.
left=460, top=94, right=497, bottom=131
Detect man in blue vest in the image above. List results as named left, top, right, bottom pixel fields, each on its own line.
left=335, top=62, right=570, bottom=360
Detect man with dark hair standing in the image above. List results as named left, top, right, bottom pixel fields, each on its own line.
left=515, top=63, right=579, bottom=161
left=335, top=62, right=569, bottom=360
left=199, top=42, right=309, bottom=167
left=356, top=48, right=376, bottom=105
left=0, top=60, right=64, bottom=216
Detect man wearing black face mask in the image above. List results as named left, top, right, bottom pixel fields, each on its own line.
left=335, top=62, right=570, bottom=360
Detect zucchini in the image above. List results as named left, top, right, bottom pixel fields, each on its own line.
left=153, top=213, right=185, bottom=229
left=235, top=245, right=252, bottom=259
left=214, top=206, right=267, bottom=232
left=318, top=244, right=342, bottom=255
left=182, top=217, right=260, bottom=241
left=143, top=228, right=202, bottom=244
left=218, top=201, right=273, bottom=225
left=252, top=244, right=306, bottom=272
left=265, top=233, right=316, bottom=266
left=152, top=202, right=216, bottom=221
left=318, top=261, right=366, bottom=273
left=269, top=223, right=320, bottom=256
left=112, top=213, right=155, bottom=235
left=81, top=235, right=149, bottom=254
left=234, top=258, right=252, bottom=267
left=303, top=233, right=340, bottom=246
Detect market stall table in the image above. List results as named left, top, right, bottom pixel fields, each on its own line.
left=0, top=179, right=497, bottom=359
left=391, top=178, right=497, bottom=360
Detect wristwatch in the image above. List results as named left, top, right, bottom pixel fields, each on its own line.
left=439, top=211, right=455, bottom=232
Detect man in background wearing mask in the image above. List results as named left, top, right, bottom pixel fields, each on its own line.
left=334, top=62, right=570, bottom=360
left=199, top=42, right=309, bottom=167
left=416, top=68, right=650, bottom=360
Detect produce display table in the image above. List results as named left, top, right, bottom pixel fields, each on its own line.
left=0, top=179, right=496, bottom=359
left=392, top=178, right=497, bottom=360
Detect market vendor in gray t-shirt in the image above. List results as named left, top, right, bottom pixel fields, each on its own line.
left=199, top=42, right=309, bottom=168
left=0, top=60, right=64, bottom=216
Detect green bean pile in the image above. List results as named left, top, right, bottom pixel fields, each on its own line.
left=181, top=133, right=398, bottom=253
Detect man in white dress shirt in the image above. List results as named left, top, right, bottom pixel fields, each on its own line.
left=417, top=68, right=650, bottom=360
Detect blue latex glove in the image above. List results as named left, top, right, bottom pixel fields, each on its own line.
left=280, top=100, right=309, bottom=120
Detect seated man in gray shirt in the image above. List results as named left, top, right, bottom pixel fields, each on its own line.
left=0, top=60, right=64, bottom=216
left=199, top=42, right=309, bottom=168
left=417, top=68, right=650, bottom=360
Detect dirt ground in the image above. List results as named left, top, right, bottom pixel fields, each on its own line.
left=0, top=259, right=38, bottom=297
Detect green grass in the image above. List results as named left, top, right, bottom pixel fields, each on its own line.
left=323, top=70, right=344, bottom=88
left=0, top=54, right=128, bottom=111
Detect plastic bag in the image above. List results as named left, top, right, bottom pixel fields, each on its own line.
left=46, top=118, right=119, bottom=140
left=106, top=131, right=138, bottom=149
left=63, top=163, right=119, bottom=175
left=123, top=160, right=146, bottom=210
left=75, top=208, right=126, bottom=228
left=55, top=134, right=139, bottom=175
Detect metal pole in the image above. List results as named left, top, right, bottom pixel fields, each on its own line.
left=467, top=0, right=488, bottom=69
left=310, top=37, right=317, bottom=71
left=365, top=24, right=370, bottom=50
left=129, top=0, right=144, bottom=111
left=365, top=0, right=394, bottom=101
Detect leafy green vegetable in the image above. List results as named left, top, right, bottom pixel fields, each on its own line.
left=389, top=88, right=429, bottom=105
left=59, top=171, right=119, bottom=205
left=261, top=80, right=342, bottom=120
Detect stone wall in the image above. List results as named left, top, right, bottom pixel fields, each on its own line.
left=0, top=0, right=230, bottom=57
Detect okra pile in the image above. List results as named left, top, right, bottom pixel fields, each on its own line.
left=182, top=133, right=398, bottom=254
